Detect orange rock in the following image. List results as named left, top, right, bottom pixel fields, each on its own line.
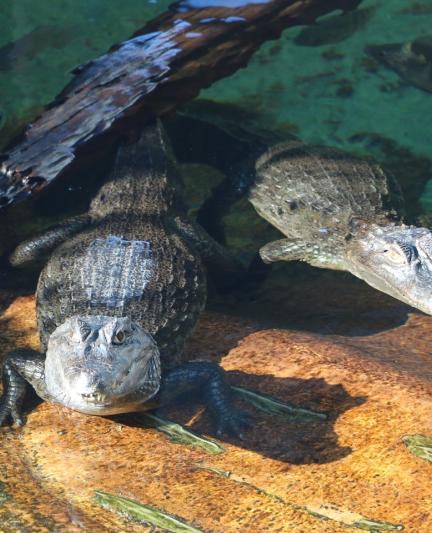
left=1, top=292, right=431, bottom=531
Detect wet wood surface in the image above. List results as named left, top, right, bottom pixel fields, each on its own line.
left=0, top=0, right=361, bottom=209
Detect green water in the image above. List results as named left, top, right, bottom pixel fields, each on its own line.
left=0, top=1, right=171, bottom=144
left=204, top=0, right=432, bottom=158
left=0, top=0, right=431, bottom=211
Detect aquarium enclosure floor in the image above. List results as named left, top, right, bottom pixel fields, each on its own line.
left=1, top=0, right=432, bottom=531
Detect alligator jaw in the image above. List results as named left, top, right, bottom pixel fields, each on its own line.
left=345, top=223, right=432, bottom=315
left=44, top=315, right=162, bottom=414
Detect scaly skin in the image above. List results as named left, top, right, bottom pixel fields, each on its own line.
left=1, top=123, right=249, bottom=436
left=249, top=141, right=432, bottom=315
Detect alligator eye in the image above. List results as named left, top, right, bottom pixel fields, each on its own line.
left=397, top=242, right=418, bottom=263
left=380, top=246, right=408, bottom=265
left=113, top=331, right=126, bottom=345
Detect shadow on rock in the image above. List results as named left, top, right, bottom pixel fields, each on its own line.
left=210, top=262, right=413, bottom=337
left=0, top=294, right=16, bottom=317
left=122, top=372, right=364, bottom=465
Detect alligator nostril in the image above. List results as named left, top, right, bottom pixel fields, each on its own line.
left=84, top=345, right=92, bottom=356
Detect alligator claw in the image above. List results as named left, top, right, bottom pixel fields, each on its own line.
left=0, top=397, right=25, bottom=427
left=216, top=409, right=254, bottom=440
left=12, top=411, right=24, bottom=427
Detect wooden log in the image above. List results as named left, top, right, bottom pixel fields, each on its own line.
left=0, top=0, right=362, bottom=209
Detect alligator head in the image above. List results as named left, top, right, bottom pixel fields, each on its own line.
left=346, top=224, right=432, bottom=315
left=45, top=315, right=161, bottom=415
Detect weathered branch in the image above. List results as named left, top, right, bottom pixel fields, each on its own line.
left=0, top=0, right=362, bottom=208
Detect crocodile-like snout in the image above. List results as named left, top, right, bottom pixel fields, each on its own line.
left=347, top=224, right=432, bottom=315
left=45, top=315, right=161, bottom=414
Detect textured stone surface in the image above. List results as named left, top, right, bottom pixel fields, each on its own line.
left=1, top=289, right=432, bottom=531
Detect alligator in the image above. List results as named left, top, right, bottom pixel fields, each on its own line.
left=249, top=141, right=432, bottom=315
left=365, top=35, right=432, bottom=94
left=0, top=122, right=250, bottom=436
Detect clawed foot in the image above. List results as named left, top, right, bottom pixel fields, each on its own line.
left=0, top=395, right=25, bottom=427
left=0, top=351, right=33, bottom=428
left=159, top=361, right=255, bottom=440
left=215, top=408, right=254, bottom=440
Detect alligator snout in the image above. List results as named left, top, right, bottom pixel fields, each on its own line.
left=72, top=370, right=107, bottom=399
left=79, top=382, right=109, bottom=404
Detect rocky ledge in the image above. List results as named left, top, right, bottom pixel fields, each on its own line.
left=0, top=290, right=431, bottom=531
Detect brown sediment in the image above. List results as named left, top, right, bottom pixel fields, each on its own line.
left=1, top=292, right=432, bottom=530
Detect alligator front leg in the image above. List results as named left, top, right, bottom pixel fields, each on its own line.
left=173, top=216, right=246, bottom=290
left=0, top=348, right=46, bottom=426
left=158, top=361, right=252, bottom=439
left=9, top=214, right=91, bottom=269
left=260, top=238, right=346, bottom=270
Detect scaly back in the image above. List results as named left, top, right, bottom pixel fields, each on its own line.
left=90, top=121, right=181, bottom=218
left=250, top=141, right=403, bottom=243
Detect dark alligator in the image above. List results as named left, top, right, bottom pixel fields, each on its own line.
left=249, top=141, right=432, bottom=314
left=365, top=35, right=432, bottom=93
left=0, top=122, right=250, bottom=436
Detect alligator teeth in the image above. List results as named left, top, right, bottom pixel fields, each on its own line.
left=81, top=392, right=106, bottom=403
